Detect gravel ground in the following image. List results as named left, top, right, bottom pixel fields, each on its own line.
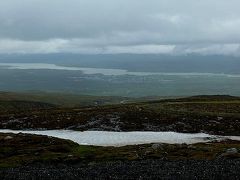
left=1, top=159, right=240, bottom=180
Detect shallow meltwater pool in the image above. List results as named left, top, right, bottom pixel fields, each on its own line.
left=0, top=130, right=239, bottom=147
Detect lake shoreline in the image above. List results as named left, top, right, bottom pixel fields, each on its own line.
left=0, top=130, right=240, bottom=146
left=1, top=63, right=240, bottom=77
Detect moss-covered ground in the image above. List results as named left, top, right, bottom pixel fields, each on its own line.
left=0, top=133, right=239, bottom=168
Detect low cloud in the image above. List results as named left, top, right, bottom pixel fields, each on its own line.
left=172, top=44, right=240, bottom=56
left=0, top=38, right=240, bottom=56
left=1, top=0, right=240, bottom=55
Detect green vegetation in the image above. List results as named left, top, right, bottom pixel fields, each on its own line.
left=0, top=133, right=78, bottom=168
left=0, top=100, right=55, bottom=113
left=0, top=94, right=240, bottom=135
left=0, top=133, right=239, bottom=168
left=0, top=91, right=132, bottom=108
left=0, top=94, right=240, bottom=169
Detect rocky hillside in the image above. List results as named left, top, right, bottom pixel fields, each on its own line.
left=0, top=95, right=239, bottom=135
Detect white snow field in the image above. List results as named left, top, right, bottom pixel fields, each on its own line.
left=0, top=130, right=239, bottom=147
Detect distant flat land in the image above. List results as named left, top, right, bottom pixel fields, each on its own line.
left=0, top=62, right=239, bottom=97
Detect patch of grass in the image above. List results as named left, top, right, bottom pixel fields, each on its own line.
left=0, top=132, right=240, bottom=168
left=0, top=95, right=240, bottom=135
left=0, top=91, right=133, bottom=108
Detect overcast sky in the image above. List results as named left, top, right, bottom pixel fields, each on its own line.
left=1, top=0, right=240, bottom=55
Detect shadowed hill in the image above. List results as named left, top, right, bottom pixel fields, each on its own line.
left=0, top=100, right=56, bottom=112
left=0, top=91, right=132, bottom=107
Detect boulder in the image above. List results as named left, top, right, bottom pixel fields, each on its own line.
left=225, top=148, right=238, bottom=154
left=218, top=148, right=239, bottom=159
left=4, top=136, right=13, bottom=140
left=151, top=143, right=164, bottom=150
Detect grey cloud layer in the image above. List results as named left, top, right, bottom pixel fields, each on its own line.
left=1, top=0, right=240, bottom=54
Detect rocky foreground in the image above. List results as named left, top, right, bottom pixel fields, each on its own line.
left=1, top=159, right=240, bottom=180
left=0, top=132, right=240, bottom=179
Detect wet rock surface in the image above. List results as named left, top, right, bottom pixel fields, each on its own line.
left=1, top=159, right=240, bottom=180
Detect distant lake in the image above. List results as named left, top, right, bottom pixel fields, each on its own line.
left=0, top=63, right=239, bottom=77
